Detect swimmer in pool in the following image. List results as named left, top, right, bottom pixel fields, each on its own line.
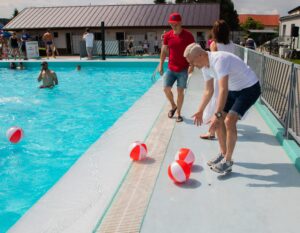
left=37, top=61, right=58, bottom=88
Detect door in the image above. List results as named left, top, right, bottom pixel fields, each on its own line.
left=116, top=32, right=125, bottom=54
left=66, top=33, right=72, bottom=54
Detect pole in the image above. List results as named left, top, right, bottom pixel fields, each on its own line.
left=101, top=21, right=105, bottom=60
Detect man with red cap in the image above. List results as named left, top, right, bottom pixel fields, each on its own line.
left=158, top=12, right=195, bottom=122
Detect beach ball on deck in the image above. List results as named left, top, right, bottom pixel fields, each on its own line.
left=129, top=141, right=147, bottom=161
left=6, top=126, right=24, bottom=143
left=175, top=148, right=195, bottom=167
left=168, top=160, right=191, bottom=183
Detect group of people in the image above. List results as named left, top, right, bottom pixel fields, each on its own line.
left=160, top=13, right=261, bottom=174
left=0, top=29, right=59, bottom=60
left=0, top=30, right=30, bottom=60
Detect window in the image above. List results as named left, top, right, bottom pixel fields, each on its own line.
left=53, top=32, right=58, bottom=38
left=95, top=32, right=102, bottom=40
left=282, top=25, right=286, bottom=37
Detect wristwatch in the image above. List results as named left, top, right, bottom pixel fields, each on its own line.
left=215, top=112, right=223, bottom=119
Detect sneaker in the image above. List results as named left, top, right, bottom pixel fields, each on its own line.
left=207, top=153, right=224, bottom=167
left=211, top=159, right=233, bottom=174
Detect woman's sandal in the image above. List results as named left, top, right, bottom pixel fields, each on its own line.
left=168, top=107, right=177, bottom=118
left=200, top=133, right=216, bottom=140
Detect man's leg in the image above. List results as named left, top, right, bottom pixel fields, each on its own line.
left=46, top=45, right=50, bottom=58
left=176, top=88, right=184, bottom=116
left=164, top=87, right=176, bottom=110
left=224, top=113, right=239, bottom=161
left=216, top=114, right=227, bottom=156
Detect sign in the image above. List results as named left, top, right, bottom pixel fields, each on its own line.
left=26, top=41, right=39, bottom=59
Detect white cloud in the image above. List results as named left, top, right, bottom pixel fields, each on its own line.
left=232, top=0, right=299, bottom=16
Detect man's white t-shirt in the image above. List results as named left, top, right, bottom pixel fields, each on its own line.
left=83, top=33, right=94, bottom=48
left=202, top=51, right=258, bottom=91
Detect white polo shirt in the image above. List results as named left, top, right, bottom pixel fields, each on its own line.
left=202, top=51, right=258, bottom=91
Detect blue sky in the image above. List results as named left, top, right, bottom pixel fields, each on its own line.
left=0, top=0, right=299, bottom=18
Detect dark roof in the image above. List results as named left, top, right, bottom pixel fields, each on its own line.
left=4, top=3, right=220, bottom=30
left=288, top=6, right=300, bottom=14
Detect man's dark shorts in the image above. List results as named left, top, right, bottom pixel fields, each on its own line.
left=223, top=82, right=261, bottom=118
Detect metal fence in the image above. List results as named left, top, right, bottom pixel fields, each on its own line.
left=235, top=44, right=300, bottom=144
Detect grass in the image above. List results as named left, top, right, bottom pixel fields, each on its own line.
left=290, top=59, right=300, bottom=64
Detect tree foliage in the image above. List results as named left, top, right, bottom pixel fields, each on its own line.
left=12, top=8, right=19, bottom=18
left=154, top=0, right=167, bottom=3
left=240, top=17, right=264, bottom=31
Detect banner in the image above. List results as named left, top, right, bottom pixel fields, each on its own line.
left=26, top=41, right=39, bottom=59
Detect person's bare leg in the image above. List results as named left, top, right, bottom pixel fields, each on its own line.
left=51, top=45, right=56, bottom=58
left=164, top=87, right=176, bottom=110
left=224, top=113, right=239, bottom=161
left=176, top=88, right=184, bottom=116
left=216, top=114, right=227, bottom=156
left=46, top=45, right=50, bottom=59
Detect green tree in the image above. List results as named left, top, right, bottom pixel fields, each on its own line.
left=173, top=1, right=239, bottom=30
left=154, top=0, right=167, bottom=3
left=12, top=8, right=19, bottom=18
left=219, top=0, right=239, bottom=30
left=240, top=17, right=264, bottom=31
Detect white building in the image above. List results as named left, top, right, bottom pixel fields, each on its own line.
left=279, top=6, right=300, bottom=50
left=4, top=3, right=220, bottom=55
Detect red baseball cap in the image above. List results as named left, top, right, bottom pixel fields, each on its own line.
left=168, top=12, right=182, bottom=23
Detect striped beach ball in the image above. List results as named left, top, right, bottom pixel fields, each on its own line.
left=6, top=126, right=24, bottom=144
left=175, top=148, right=195, bottom=167
left=168, top=160, right=191, bottom=183
left=129, top=141, right=147, bottom=161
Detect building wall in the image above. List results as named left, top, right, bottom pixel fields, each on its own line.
left=279, top=17, right=300, bottom=49
left=23, top=27, right=211, bottom=55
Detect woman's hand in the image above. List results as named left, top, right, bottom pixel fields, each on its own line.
left=209, top=116, right=220, bottom=132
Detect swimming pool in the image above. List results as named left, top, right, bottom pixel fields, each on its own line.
left=0, top=61, right=159, bottom=232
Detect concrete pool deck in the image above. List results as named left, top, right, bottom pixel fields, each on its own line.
left=9, top=67, right=300, bottom=233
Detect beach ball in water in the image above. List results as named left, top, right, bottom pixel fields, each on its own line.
left=175, top=148, right=195, bottom=167
left=129, top=141, right=147, bottom=161
left=168, top=160, right=191, bottom=183
left=6, top=126, right=24, bottom=143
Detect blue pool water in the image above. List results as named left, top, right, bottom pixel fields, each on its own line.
left=0, top=62, right=158, bottom=232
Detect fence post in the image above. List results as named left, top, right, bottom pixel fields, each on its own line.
left=259, top=54, right=266, bottom=103
left=101, top=21, right=105, bottom=60
left=285, top=63, right=295, bottom=138
left=244, top=47, right=248, bottom=64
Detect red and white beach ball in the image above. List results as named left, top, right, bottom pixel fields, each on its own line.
left=168, top=160, right=191, bottom=183
left=6, top=126, right=24, bottom=144
left=129, top=141, right=147, bottom=161
left=175, top=148, right=195, bottom=167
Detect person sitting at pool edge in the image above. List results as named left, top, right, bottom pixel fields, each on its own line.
left=38, top=61, right=58, bottom=88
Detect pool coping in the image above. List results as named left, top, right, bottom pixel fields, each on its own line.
left=9, top=78, right=166, bottom=233
left=255, top=101, right=300, bottom=172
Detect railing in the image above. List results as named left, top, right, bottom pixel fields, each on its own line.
left=235, top=44, right=300, bottom=144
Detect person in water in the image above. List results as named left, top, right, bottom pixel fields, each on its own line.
left=38, top=61, right=58, bottom=88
